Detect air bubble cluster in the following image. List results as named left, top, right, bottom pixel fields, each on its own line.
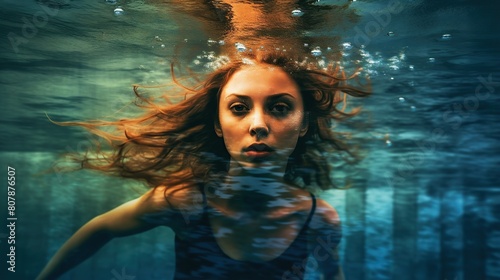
left=114, top=6, right=124, bottom=16
left=235, top=42, right=247, bottom=52
left=441, top=34, right=452, bottom=40
left=291, top=9, right=304, bottom=17
left=311, top=47, right=322, bottom=57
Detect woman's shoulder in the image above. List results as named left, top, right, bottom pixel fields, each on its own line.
left=139, top=183, right=205, bottom=230
left=309, top=197, right=341, bottom=231
left=305, top=197, right=342, bottom=253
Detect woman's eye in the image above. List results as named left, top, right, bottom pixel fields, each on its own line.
left=230, top=103, right=248, bottom=113
left=270, top=103, right=291, bottom=114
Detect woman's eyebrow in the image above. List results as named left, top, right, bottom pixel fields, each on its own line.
left=224, top=94, right=250, bottom=100
left=267, top=93, right=296, bottom=100
left=224, top=93, right=296, bottom=100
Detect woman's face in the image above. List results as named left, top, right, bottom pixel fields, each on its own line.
left=216, top=63, right=308, bottom=172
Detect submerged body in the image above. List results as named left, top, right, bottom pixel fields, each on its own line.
left=166, top=183, right=339, bottom=279
left=37, top=52, right=368, bottom=279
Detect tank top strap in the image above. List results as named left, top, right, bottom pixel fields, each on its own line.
left=304, top=192, right=316, bottom=228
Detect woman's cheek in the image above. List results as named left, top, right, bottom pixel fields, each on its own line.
left=283, top=114, right=304, bottom=131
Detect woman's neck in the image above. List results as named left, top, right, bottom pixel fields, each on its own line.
left=209, top=162, right=299, bottom=216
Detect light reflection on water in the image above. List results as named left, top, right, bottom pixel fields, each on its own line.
left=1, top=0, right=499, bottom=279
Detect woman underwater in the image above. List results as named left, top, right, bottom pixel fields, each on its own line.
left=36, top=50, right=370, bottom=279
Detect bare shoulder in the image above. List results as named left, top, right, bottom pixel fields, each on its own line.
left=309, top=198, right=341, bottom=230
left=307, top=197, right=342, bottom=247
left=139, top=184, right=205, bottom=230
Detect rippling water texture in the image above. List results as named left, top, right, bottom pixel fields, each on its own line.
left=0, top=0, right=499, bottom=279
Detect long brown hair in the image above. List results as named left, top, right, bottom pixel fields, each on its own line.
left=57, top=50, right=370, bottom=192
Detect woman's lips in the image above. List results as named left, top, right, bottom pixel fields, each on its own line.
left=245, top=150, right=272, bottom=158
left=244, top=143, right=274, bottom=158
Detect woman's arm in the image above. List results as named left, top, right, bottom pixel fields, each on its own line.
left=36, top=187, right=174, bottom=279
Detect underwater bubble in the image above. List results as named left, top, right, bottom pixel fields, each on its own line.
left=384, top=133, right=392, bottom=147
left=386, top=140, right=392, bottom=147
left=387, top=31, right=395, bottom=37
left=242, top=58, right=255, bottom=65
left=410, top=105, right=416, bottom=111
left=207, top=39, right=217, bottom=45
left=304, top=43, right=309, bottom=47
left=235, top=42, right=247, bottom=52
left=388, top=55, right=400, bottom=63
left=399, top=97, right=405, bottom=102
left=428, top=57, right=435, bottom=63
left=113, top=6, right=124, bottom=16
left=218, top=40, right=225, bottom=45
left=160, top=44, right=165, bottom=48
left=389, top=65, right=399, bottom=71
left=360, top=49, right=370, bottom=58
left=441, top=34, right=452, bottom=40
left=206, top=52, right=216, bottom=60
left=327, top=46, right=332, bottom=51
left=409, top=65, right=414, bottom=71
left=366, top=69, right=379, bottom=76
left=311, top=47, right=322, bottom=57
left=291, top=9, right=304, bottom=17
left=154, top=36, right=162, bottom=42
left=342, top=42, right=353, bottom=50
left=106, top=0, right=117, bottom=5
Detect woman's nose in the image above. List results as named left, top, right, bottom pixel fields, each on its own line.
left=249, top=110, right=269, bottom=138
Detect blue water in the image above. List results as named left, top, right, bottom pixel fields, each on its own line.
left=1, top=0, right=499, bottom=279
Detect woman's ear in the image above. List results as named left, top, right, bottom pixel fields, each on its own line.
left=299, top=112, right=309, bottom=137
left=214, top=120, right=223, bottom=137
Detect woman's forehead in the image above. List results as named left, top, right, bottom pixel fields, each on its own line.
left=221, top=64, right=300, bottom=97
